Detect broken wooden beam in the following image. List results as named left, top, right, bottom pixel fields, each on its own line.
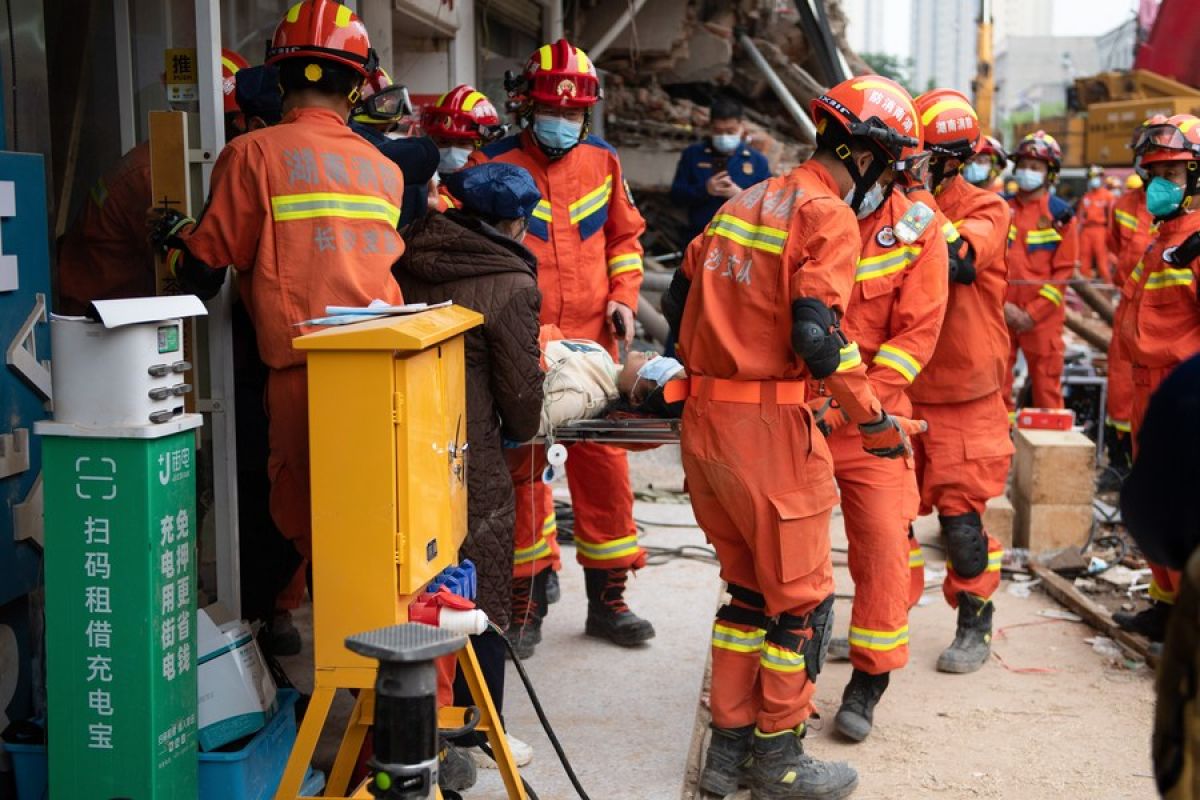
left=1070, top=273, right=1115, bottom=324
left=1065, top=309, right=1111, bottom=351
left=1029, top=561, right=1158, bottom=667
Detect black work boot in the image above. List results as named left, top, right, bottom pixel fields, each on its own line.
left=937, top=592, right=994, bottom=674
left=1113, top=602, right=1172, bottom=642
left=544, top=569, right=562, bottom=605
left=749, top=727, right=859, bottom=800
left=834, top=669, right=889, bottom=742
left=699, top=724, right=754, bottom=797
left=584, top=568, right=656, bottom=646
left=505, top=572, right=547, bottom=660
left=438, top=737, right=477, bottom=792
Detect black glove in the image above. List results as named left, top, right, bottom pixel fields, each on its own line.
left=149, top=208, right=195, bottom=253
left=947, top=237, right=976, bottom=285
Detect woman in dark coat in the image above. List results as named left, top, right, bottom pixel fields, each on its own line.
left=393, top=162, right=544, bottom=761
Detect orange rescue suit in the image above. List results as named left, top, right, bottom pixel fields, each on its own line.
left=677, top=160, right=886, bottom=734
left=472, top=132, right=648, bottom=573
left=184, top=107, right=406, bottom=560
left=816, top=188, right=948, bottom=675
left=1105, top=188, right=1155, bottom=435
left=908, top=178, right=1013, bottom=608
left=1005, top=191, right=1078, bottom=409
left=1119, top=210, right=1200, bottom=605
left=1078, top=185, right=1115, bottom=281
left=56, top=141, right=155, bottom=315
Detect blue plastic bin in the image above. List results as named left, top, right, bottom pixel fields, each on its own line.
left=4, top=689, right=321, bottom=800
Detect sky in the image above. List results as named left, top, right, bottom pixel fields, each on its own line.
left=843, top=0, right=1140, bottom=62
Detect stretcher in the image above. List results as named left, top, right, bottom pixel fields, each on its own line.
left=546, top=416, right=682, bottom=445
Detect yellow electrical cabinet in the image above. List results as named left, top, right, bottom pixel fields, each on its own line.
left=293, top=305, right=482, bottom=677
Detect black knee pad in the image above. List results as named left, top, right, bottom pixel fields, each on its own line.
left=774, top=594, right=835, bottom=682
left=727, top=583, right=766, bottom=610
left=941, top=512, right=987, bottom=578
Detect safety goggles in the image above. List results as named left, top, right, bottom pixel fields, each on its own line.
left=1131, top=123, right=1200, bottom=156
left=894, top=150, right=931, bottom=184
left=359, top=85, right=413, bottom=122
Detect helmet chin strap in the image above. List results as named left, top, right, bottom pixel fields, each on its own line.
left=840, top=146, right=888, bottom=212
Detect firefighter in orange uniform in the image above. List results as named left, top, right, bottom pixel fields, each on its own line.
left=1112, top=114, right=1200, bottom=641
left=57, top=49, right=249, bottom=314
left=1004, top=131, right=1078, bottom=410
left=906, top=90, right=1014, bottom=674
left=469, top=40, right=653, bottom=651
left=1080, top=165, right=1116, bottom=281
left=962, top=135, right=1007, bottom=190
left=423, top=85, right=505, bottom=210
left=150, top=0, right=405, bottom=568
left=664, top=76, right=926, bottom=799
left=809, top=134, right=948, bottom=741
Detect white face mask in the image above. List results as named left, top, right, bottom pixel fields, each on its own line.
left=712, top=132, right=742, bottom=154
left=1014, top=168, right=1045, bottom=192
left=846, top=182, right=887, bottom=219
left=438, top=146, right=473, bottom=174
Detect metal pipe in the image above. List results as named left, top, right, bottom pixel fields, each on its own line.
left=588, top=0, right=648, bottom=61
left=113, top=0, right=137, bottom=152
left=540, top=0, right=564, bottom=43
left=736, top=33, right=818, bottom=141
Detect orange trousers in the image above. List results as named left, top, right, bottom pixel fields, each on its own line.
left=507, top=442, right=644, bottom=576
left=1106, top=302, right=1134, bottom=434
left=682, top=395, right=837, bottom=733
left=1005, top=320, right=1065, bottom=410
left=266, top=367, right=312, bottom=560
left=828, top=428, right=919, bottom=674
left=1079, top=225, right=1111, bottom=282
left=1132, top=363, right=1182, bottom=604
left=911, top=394, right=1012, bottom=606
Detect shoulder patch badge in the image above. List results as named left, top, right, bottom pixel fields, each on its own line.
left=875, top=226, right=897, bottom=247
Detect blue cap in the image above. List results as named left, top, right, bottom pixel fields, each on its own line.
left=235, top=65, right=283, bottom=125
left=442, top=163, right=542, bottom=222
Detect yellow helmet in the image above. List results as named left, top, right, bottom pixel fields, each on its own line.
left=1126, top=173, right=1144, bottom=190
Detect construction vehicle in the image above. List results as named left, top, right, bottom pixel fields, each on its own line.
left=973, top=0, right=994, bottom=137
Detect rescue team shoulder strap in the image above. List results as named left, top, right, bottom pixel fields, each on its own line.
left=1048, top=194, right=1074, bottom=227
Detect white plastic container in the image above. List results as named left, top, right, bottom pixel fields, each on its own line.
left=196, top=607, right=279, bottom=752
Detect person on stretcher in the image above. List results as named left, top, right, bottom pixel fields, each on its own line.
left=537, top=337, right=687, bottom=437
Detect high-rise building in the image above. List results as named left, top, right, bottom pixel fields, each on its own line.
left=843, top=0, right=902, bottom=56
left=910, top=0, right=976, bottom=93
left=992, top=0, right=1054, bottom=51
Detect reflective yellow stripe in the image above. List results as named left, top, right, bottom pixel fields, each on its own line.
left=848, top=624, right=910, bottom=652
left=1008, top=224, right=1017, bottom=242
left=1114, top=209, right=1138, bottom=231
left=1027, top=228, right=1063, bottom=245
left=874, top=343, right=922, bottom=382
left=706, top=214, right=789, bottom=255
left=270, top=192, right=400, bottom=225
left=1131, top=259, right=1146, bottom=284
left=514, top=535, right=553, bottom=565
left=855, top=245, right=921, bottom=281
left=575, top=534, right=640, bottom=561
left=943, top=221, right=961, bottom=243
left=541, top=512, right=556, bottom=534
left=986, top=550, right=1004, bottom=573
left=1106, top=416, right=1132, bottom=433
left=909, top=547, right=925, bottom=568
left=1150, top=577, right=1178, bottom=604
left=1145, top=267, right=1195, bottom=290
left=1038, top=284, right=1064, bottom=306
left=285, top=2, right=303, bottom=23
left=91, top=178, right=108, bottom=208
left=461, top=91, right=486, bottom=112
left=577, top=49, right=591, bottom=74
left=608, top=253, right=644, bottom=277
left=919, top=98, right=977, bottom=126
left=334, top=3, right=353, bottom=26
left=1181, top=118, right=1200, bottom=135
left=837, top=342, right=862, bottom=372
left=532, top=200, right=552, bottom=222
left=711, top=623, right=765, bottom=654
left=221, top=56, right=241, bottom=76
left=538, top=45, right=553, bottom=70
left=760, top=642, right=806, bottom=673
left=569, top=176, right=613, bottom=225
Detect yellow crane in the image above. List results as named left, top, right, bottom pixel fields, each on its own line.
left=973, top=0, right=994, bottom=136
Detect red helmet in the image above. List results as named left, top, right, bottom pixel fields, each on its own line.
left=914, top=88, right=980, bottom=159
left=1011, top=130, right=1063, bottom=171
left=221, top=49, right=250, bottom=114
left=351, top=68, right=413, bottom=124
left=975, top=135, right=1008, bottom=166
left=514, top=39, right=600, bottom=109
left=422, top=85, right=503, bottom=143
left=810, top=76, right=919, bottom=161
left=266, top=0, right=376, bottom=77
left=1134, top=114, right=1200, bottom=165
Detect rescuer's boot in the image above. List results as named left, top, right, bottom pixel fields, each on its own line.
left=749, top=726, right=859, bottom=800
left=699, top=724, right=754, bottom=797
left=1113, top=602, right=1172, bottom=642
left=834, top=669, right=889, bottom=742
left=437, top=738, right=477, bottom=792
left=505, top=572, right=546, bottom=660
left=936, top=592, right=994, bottom=674
left=544, top=569, right=562, bottom=605
left=584, top=568, right=656, bottom=646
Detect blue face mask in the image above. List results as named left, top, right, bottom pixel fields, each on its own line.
left=1014, top=168, right=1044, bottom=192
left=636, top=355, right=685, bottom=387
left=712, top=133, right=742, bottom=154
left=962, top=161, right=991, bottom=185
left=1088, top=176, right=1102, bottom=190
left=533, top=115, right=583, bottom=152
left=1146, top=176, right=1186, bottom=217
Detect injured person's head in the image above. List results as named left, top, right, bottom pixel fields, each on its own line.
left=617, top=351, right=687, bottom=407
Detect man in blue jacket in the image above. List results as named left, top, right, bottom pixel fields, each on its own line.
left=670, top=97, right=772, bottom=246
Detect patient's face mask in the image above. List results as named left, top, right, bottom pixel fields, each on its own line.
left=636, top=355, right=684, bottom=386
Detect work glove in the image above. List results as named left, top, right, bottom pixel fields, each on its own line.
left=947, top=237, right=976, bottom=285
left=808, top=396, right=850, bottom=437
left=858, top=412, right=928, bottom=459
left=148, top=208, right=196, bottom=254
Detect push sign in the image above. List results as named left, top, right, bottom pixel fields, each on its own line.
left=164, top=48, right=198, bottom=103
